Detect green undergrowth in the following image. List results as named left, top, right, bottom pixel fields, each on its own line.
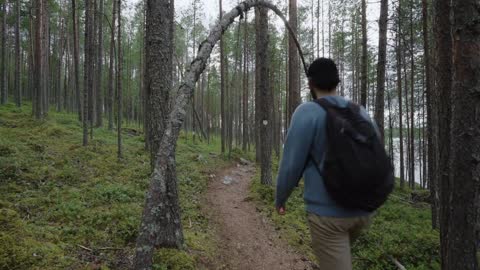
left=0, top=103, right=236, bottom=269
left=251, top=158, right=440, bottom=270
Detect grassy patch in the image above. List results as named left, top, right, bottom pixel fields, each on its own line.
left=0, top=103, right=233, bottom=269
left=251, top=159, right=440, bottom=270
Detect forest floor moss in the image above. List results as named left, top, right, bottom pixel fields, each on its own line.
left=251, top=160, right=440, bottom=270
left=0, top=103, right=236, bottom=269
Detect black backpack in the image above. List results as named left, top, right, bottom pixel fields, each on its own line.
left=311, top=98, right=394, bottom=212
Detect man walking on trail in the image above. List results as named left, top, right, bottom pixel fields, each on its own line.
left=275, top=58, right=392, bottom=270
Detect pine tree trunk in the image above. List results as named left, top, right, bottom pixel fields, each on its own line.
left=433, top=0, right=451, bottom=232
left=434, top=0, right=452, bottom=256
left=14, top=0, right=21, bottom=107
left=256, top=6, right=272, bottom=185
left=96, top=0, right=104, bottom=127
left=374, top=0, right=388, bottom=142
left=409, top=0, right=415, bottom=188
left=107, top=0, right=116, bottom=131
left=134, top=0, right=184, bottom=268
left=72, top=0, right=82, bottom=121
left=396, top=9, right=405, bottom=189
left=287, top=0, right=300, bottom=126
left=116, top=0, right=122, bottom=158
left=33, top=0, right=47, bottom=119
left=360, top=0, right=367, bottom=107
left=441, top=0, right=480, bottom=268
left=220, top=0, right=226, bottom=154
left=242, top=11, right=249, bottom=151
left=83, top=0, right=95, bottom=145
left=0, top=2, right=7, bottom=105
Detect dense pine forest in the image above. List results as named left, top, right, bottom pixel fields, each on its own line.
left=0, top=0, right=478, bottom=269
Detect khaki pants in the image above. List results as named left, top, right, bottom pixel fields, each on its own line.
left=307, top=213, right=372, bottom=270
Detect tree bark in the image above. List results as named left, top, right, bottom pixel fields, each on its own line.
left=72, top=0, right=82, bottom=121
left=116, top=0, right=122, bottom=158
left=396, top=9, right=405, bottom=189
left=220, top=0, right=226, bottom=154
left=83, top=0, right=95, bottom=145
left=242, top=11, right=249, bottom=151
left=96, top=0, right=104, bottom=127
left=107, top=0, right=116, bottom=131
left=409, top=0, right=415, bottom=188
left=0, top=2, right=7, bottom=105
left=134, top=0, right=183, bottom=268
left=256, top=6, right=272, bottom=185
left=441, top=0, right=480, bottom=268
left=423, top=0, right=437, bottom=229
left=287, top=0, right=300, bottom=126
left=434, top=0, right=451, bottom=232
left=33, top=0, right=47, bottom=119
left=374, top=0, right=388, bottom=142
left=14, top=0, right=21, bottom=107
left=360, top=0, right=367, bottom=107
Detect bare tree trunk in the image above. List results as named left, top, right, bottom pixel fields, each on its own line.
left=256, top=6, right=272, bottom=185
left=434, top=0, right=452, bottom=255
left=242, top=11, right=249, bottom=151
left=360, top=0, right=367, bottom=107
left=96, top=0, right=104, bottom=127
left=374, top=0, right=388, bottom=142
left=33, top=0, right=47, bottom=119
left=396, top=8, right=405, bottom=189
left=433, top=0, right=451, bottom=232
left=0, top=2, right=7, bottom=105
left=441, top=0, right=480, bottom=268
left=83, top=0, right=95, bottom=145
left=220, top=0, right=226, bottom=154
left=423, top=0, right=437, bottom=228
left=107, top=0, right=116, bottom=131
left=287, top=0, right=300, bottom=126
left=116, top=0, right=122, bottom=158
left=72, top=0, right=82, bottom=121
left=14, top=0, right=21, bottom=107
left=409, top=0, right=415, bottom=188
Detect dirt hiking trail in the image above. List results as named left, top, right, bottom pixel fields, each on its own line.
left=205, top=161, right=315, bottom=270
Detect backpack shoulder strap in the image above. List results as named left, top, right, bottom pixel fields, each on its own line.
left=347, top=101, right=362, bottom=114
left=312, top=98, right=333, bottom=110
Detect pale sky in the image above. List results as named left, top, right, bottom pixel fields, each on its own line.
left=124, top=0, right=381, bottom=46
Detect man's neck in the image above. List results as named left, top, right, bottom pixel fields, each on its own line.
left=315, top=90, right=337, bottom=99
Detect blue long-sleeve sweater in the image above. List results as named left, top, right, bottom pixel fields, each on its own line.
left=275, top=95, right=372, bottom=218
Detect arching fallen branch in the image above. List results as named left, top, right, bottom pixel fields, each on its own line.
left=134, top=1, right=308, bottom=269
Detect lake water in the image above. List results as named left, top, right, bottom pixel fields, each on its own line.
left=391, top=138, right=424, bottom=185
